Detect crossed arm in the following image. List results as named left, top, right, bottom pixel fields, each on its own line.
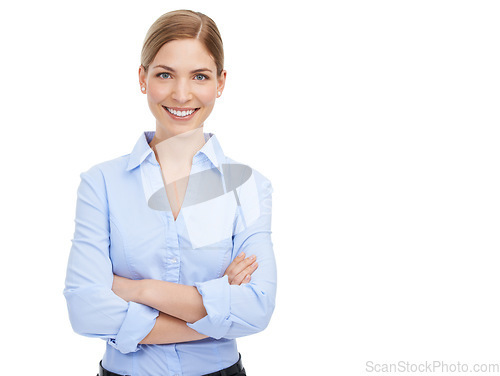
left=65, top=167, right=275, bottom=351
left=111, top=252, right=258, bottom=345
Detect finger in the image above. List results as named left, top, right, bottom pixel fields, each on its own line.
left=223, top=252, right=246, bottom=278
left=244, top=261, right=259, bottom=276
left=229, top=255, right=256, bottom=281
left=233, top=261, right=258, bottom=285
left=224, top=253, right=253, bottom=282
left=231, top=271, right=248, bottom=285
left=236, top=274, right=251, bottom=285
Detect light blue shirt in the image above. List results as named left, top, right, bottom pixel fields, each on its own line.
left=63, top=131, right=277, bottom=376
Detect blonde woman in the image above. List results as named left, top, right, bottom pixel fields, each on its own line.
left=63, top=9, right=276, bottom=376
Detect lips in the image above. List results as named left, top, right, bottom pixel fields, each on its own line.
left=162, top=106, right=199, bottom=119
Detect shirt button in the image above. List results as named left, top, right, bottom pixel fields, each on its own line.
left=170, top=257, right=178, bottom=264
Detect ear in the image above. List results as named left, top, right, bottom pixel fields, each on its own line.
left=138, top=65, right=147, bottom=87
left=217, top=70, right=227, bottom=96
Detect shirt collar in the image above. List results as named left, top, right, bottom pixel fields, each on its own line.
left=126, top=130, right=225, bottom=173
left=194, top=132, right=225, bottom=173
left=126, top=131, right=155, bottom=171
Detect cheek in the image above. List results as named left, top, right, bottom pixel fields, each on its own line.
left=148, top=84, right=169, bottom=103
left=197, top=87, right=217, bottom=106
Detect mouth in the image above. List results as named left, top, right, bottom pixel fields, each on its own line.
left=162, top=106, right=200, bottom=120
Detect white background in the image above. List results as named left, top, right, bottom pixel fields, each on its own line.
left=1, top=0, right=499, bottom=375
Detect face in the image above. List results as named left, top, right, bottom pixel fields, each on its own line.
left=139, top=39, right=226, bottom=140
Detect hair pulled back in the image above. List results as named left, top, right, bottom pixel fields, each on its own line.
left=141, top=10, right=224, bottom=76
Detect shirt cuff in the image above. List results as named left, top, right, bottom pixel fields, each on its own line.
left=107, top=302, right=159, bottom=354
left=186, top=275, right=232, bottom=339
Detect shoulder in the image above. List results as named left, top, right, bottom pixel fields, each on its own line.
left=82, top=154, right=129, bottom=176
left=223, top=156, right=274, bottom=232
left=79, top=154, right=130, bottom=187
left=222, top=155, right=273, bottom=198
left=75, top=155, right=133, bottom=208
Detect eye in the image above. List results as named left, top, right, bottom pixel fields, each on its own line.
left=156, top=72, right=171, bottom=79
left=194, top=74, right=208, bottom=81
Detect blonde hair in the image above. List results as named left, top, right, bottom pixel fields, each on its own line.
left=141, top=10, right=224, bottom=76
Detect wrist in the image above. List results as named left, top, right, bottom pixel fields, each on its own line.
left=135, top=279, right=151, bottom=304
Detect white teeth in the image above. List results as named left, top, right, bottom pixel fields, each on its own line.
left=165, top=107, right=196, bottom=117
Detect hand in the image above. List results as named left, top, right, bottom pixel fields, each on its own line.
left=223, top=252, right=258, bottom=285
left=112, top=274, right=142, bottom=302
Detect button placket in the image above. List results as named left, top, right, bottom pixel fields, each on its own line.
left=164, top=212, right=181, bottom=283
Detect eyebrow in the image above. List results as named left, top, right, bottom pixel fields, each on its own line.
left=153, top=65, right=213, bottom=74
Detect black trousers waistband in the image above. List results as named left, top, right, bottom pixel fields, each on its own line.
left=202, top=353, right=245, bottom=376
left=98, top=353, right=246, bottom=376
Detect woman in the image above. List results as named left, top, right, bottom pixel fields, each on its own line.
left=63, top=9, right=276, bottom=376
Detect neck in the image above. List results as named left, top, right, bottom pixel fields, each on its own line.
left=150, top=127, right=206, bottom=183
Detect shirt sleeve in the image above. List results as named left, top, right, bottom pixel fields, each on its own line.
left=187, top=171, right=277, bottom=339
left=63, top=166, right=159, bottom=354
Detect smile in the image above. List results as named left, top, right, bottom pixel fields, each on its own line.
left=162, top=106, right=199, bottom=118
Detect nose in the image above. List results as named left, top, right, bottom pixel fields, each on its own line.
left=171, top=79, right=192, bottom=104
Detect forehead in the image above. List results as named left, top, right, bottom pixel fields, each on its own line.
left=152, top=39, right=216, bottom=70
